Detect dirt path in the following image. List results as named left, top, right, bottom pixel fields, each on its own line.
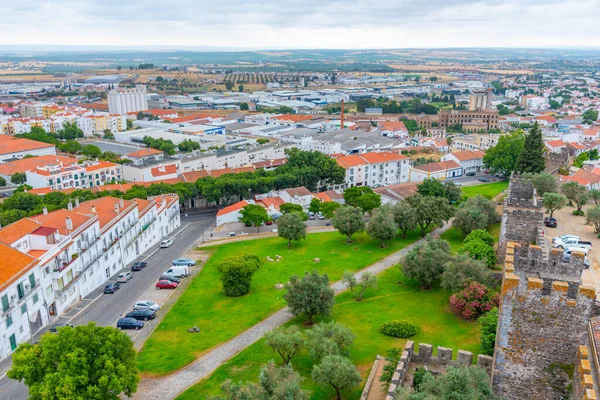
left=134, top=224, right=452, bottom=400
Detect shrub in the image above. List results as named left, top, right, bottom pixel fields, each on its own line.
left=460, top=238, right=496, bottom=268
left=449, top=281, right=499, bottom=320
left=379, top=320, right=417, bottom=338
left=218, top=254, right=260, bottom=297
left=573, top=209, right=585, bottom=216
left=464, top=229, right=495, bottom=247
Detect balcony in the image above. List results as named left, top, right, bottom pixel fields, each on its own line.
left=53, top=254, right=79, bottom=273
left=79, top=235, right=100, bottom=254
left=103, top=237, right=119, bottom=252
left=78, top=250, right=104, bottom=274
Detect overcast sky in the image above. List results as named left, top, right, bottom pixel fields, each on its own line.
left=2, top=0, right=600, bottom=49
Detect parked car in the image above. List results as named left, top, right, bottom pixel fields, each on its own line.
left=308, top=212, right=316, bottom=220
left=265, top=220, right=273, bottom=225
left=159, top=275, right=181, bottom=284
left=117, top=271, right=133, bottom=283
left=554, top=237, right=592, bottom=251
left=49, top=323, right=74, bottom=333
left=317, top=212, right=325, bottom=220
left=271, top=228, right=278, bottom=233
left=172, top=258, right=196, bottom=267
left=164, top=266, right=189, bottom=278
left=156, top=280, right=178, bottom=290
left=117, top=317, right=144, bottom=330
left=160, top=239, right=173, bottom=248
left=133, top=300, right=160, bottom=311
left=552, top=235, right=580, bottom=246
left=125, top=309, right=156, bottom=321
left=544, top=217, right=558, bottom=228
left=466, top=172, right=476, bottom=177
left=103, top=282, right=120, bottom=294
left=131, top=261, right=147, bottom=271
left=478, top=177, right=490, bottom=182
left=229, top=232, right=236, bottom=237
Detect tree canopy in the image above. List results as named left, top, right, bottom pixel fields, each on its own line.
left=401, top=235, right=451, bottom=289
left=331, top=206, right=365, bottom=243
left=483, top=131, right=525, bottom=175
left=284, top=271, right=335, bottom=325
left=515, top=123, right=546, bottom=174
left=277, top=212, right=307, bottom=248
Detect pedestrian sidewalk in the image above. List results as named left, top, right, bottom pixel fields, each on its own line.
left=134, top=224, right=451, bottom=400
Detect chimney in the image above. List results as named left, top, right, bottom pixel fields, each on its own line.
left=91, top=205, right=96, bottom=213
left=65, top=216, right=73, bottom=231
left=43, top=206, right=48, bottom=215
left=75, top=198, right=80, bottom=208
left=67, top=201, right=73, bottom=211
left=114, top=202, right=119, bottom=213
left=340, top=99, right=345, bottom=129
left=120, top=197, right=124, bottom=208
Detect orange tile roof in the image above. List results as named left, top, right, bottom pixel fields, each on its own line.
left=150, top=164, right=178, bottom=177
left=379, top=121, right=408, bottom=132
left=0, top=242, right=39, bottom=292
left=448, top=150, right=484, bottom=161
left=85, top=160, right=119, bottom=172
left=536, top=116, right=557, bottom=123
left=77, top=196, right=136, bottom=230
left=271, top=114, right=312, bottom=123
left=336, top=154, right=365, bottom=169
left=135, top=198, right=154, bottom=217
left=209, top=166, right=255, bottom=178
left=94, top=183, right=135, bottom=193
left=34, top=208, right=96, bottom=236
left=0, top=218, right=41, bottom=244
left=150, top=194, right=180, bottom=213
left=181, top=170, right=209, bottom=182
left=568, top=142, right=586, bottom=150
left=217, top=200, right=248, bottom=217
left=546, top=140, right=567, bottom=148
left=413, top=160, right=461, bottom=173
left=561, top=169, right=600, bottom=186
left=313, top=192, right=332, bottom=202
left=127, top=148, right=164, bottom=158
left=28, top=187, right=54, bottom=195
left=258, top=197, right=285, bottom=210
left=0, top=136, right=55, bottom=155
left=285, top=187, right=311, bottom=197
left=0, top=155, right=77, bottom=176
left=359, top=152, right=408, bottom=164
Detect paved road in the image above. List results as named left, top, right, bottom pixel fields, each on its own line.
left=0, top=210, right=216, bottom=400
left=134, top=223, right=451, bottom=400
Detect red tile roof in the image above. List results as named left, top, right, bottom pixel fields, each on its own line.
left=413, top=160, right=461, bottom=173
left=181, top=170, right=209, bottom=182
left=127, top=148, right=163, bottom=158
left=0, top=242, right=39, bottom=292
left=0, top=219, right=41, bottom=244
left=257, top=197, right=285, bottom=210
left=0, top=155, right=77, bottom=176
left=150, top=164, right=178, bottom=177
left=546, top=140, right=567, bottom=148
left=0, top=136, right=55, bottom=155
left=379, top=121, right=408, bottom=132
left=217, top=200, right=248, bottom=217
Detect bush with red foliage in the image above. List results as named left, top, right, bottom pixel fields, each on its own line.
left=449, top=281, right=499, bottom=320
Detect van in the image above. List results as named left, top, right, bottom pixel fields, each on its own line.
left=164, top=265, right=189, bottom=278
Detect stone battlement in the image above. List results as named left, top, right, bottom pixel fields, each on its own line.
left=385, top=341, right=493, bottom=400
left=502, top=272, right=596, bottom=304
left=505, top=173, right=541, bottom=209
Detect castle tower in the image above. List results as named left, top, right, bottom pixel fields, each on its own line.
left=492, top=175, right=597, bottom=399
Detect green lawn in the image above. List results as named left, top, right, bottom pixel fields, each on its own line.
left=137, top=231, right=421, bottom=375
left=462, top=181, right=508, bottom=199
left=441, top=223, right=501, bottom=253
left=177, top=268, right=480, bottom=400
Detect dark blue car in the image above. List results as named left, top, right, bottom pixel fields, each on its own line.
left=103, top=282, right=120, bottom=294
left=125, top=309, right=156, bottom=321
left=117, top=317, right=144, bottom=330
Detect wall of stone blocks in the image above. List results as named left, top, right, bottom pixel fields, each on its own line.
left=492, top=273, right=595, bottom=400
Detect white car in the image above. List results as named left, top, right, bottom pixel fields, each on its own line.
left=552, top=235, right=580, bottom=247
left=133, top=300, right=160, bottom=312
left=160, top=239, right=173, bottom=248
left=117, top=271, right=133, bottom=283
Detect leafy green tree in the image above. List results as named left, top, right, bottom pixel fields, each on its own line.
left=392, top=201, right=418, bottom=238
left=515, top=123, right=546, bottom=173
left=464, top=229, right=495, bottom=247
left=522, top=172, right=557, bottom=196
left=483, top=131, right=525, bottom=175
left=239, top=204, right=270, bottom=232
left=332, top=206, right=365, bottom=243
left=312, top=355, right=361, bottom=400
left=366, top=206, right=397, bottom=247
left=590, top=189, right=600, bottom=205
left=8, top=322, right=139, bottom=399
left=341, top=270, right=357, bottom=292
left=354, top=271, right=378, bottom=301
left=401, top=235, right=451, bottom=289
left=320, top=201, right=341, bottom=219
left=408, top=194, right=455, bottom=237
left=265, top=326, right=304, bottom=365
left=441, top=253, right=492, bottom=292
left=443, top=181, right=462, bottom=203
left=357, top=193, right=381, bottom=213
left=56, top=121, right=84, bottom=140
left=277, top=212, right=307, bottom=248
left=417, top=178, right=445, bottom=198
left=0, top=176, right=6, bottom=187
left=58, top=140, right=82, bottom=154
left=479, top=308, right=498, bottom=356
left=308, top=198, right=322, bottom=213
left=240, top=102, right=249, bottom=111
left=284, top=271, right=335, bottom=325
left=280, top=203, right=303, bottom=214
left=543, top=192, right=567, bottom=218
left=103, top=129, right=115, bottom=140
left=402, top=366, right=501, bottom=400
left=178, top=139, right=201, bottom=153
left=343, top=186, right=373, bottom=207
left=218, top=254, right=261, bottom=297
left=2, top=191, right=41, bottom=213
left=16, top=126, right=60, bottom=145
left=460, top=239, right=496, bottom=268
left=43, top=192, right=70, bottom=209
left=305, top=321, right=355, bottom=362
left=225, top=81, right=234, bottom=91
left=452, top=195, right=498, bottom=235
left=586, top=205, right=600, bottom=233
left=0, top=209, right=27, bottom=226
left=216, top=361, right=308, bottom=400
left=583, top=108, right=599, bottom=122
left=561, top=181, right=589, bottom=214
left=82, top=144, right=102, bottom=158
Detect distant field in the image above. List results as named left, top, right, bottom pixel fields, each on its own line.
left=0, top=73, right=57, bottom=80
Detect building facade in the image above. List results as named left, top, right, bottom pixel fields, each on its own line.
left=438, top=109, right=499, bottom=132
left=108, top=85, right=149, bottom=114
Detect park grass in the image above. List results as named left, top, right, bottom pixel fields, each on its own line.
left=462, top=181, right=509, bottom=199
left=137, top=230, right=421, bottom=375
left=176, top=268, right=480, bottom=400
left=440, top=223, right=501, bottom=253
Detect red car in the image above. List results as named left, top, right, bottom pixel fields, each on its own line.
left=156, top=280, right=178, bottom=290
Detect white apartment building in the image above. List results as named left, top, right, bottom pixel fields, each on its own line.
left=0, top=136, right=57, bottom=162
left=335, top=152, right=410, bottom=189
left=409, top=160, right=462, bottom=182
left=0, top=194, right=180, bottom=360
left=19, top=102, right=43, bottom=118
left=441, top=150, right=485, bottom=175
left=108, top=85, right=149, bottom=114
left=26, top=160, right=123, bottom=190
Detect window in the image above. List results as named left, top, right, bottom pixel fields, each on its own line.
left=29, top=273, right=36, bottom=288
left=33, top=293, right=39, bottom=304
left=49, top=179, right=54, bottom=185
left=17, top=283, right=25, bottom=300
left=57, top=178, right=61, bottom=184
left=1, top=295, right=9, bottom=312
left=9, top=334, right=16, bottom=351
left=21, top=303, right=27, bottom=315
left=6, top=314, right=12, bottom=328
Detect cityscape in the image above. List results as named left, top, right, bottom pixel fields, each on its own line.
left=1, top=3, right=600, bottom=400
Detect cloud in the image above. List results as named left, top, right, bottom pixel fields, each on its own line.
left=1, top=0, right=600, bottom=48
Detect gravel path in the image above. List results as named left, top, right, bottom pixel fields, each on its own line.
left=134, top=224, right=450, bottom=400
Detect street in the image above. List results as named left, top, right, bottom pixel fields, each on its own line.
left=0, top=210, right=216, bottom=399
